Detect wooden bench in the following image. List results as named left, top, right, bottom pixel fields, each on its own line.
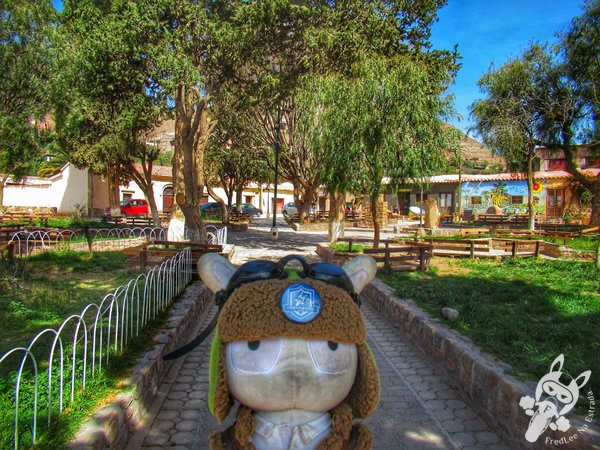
left=337, top=237, right=377, bottom=253
left=492, top=239, right=542, bottom=257
left=0, top=225, right=23, bottom=242
left=363, top=242, right=431, bottom=271
left=0, top=214, right=52, bottom=226
left=541, top=231, right=574, bottom=245
left=581, top=226, right=599, bottom=235
left=474, top=214, right=510, bottom=226
left=423, top=238, right=491, bottom=258
left=103, top=216, right=156, bottom=226
left=126, top=240, right=224, bottom=273
left=460, top=228, right=490, bottom=238
left=493, top=229, right=540, bottom=239
left=229, top=210, right=250, bottom=223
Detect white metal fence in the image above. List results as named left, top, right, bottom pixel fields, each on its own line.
left=0, top=248, right=192, bottom=449
left=7, top=225, right=228, bottom=257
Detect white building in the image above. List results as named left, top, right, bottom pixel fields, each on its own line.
left=1, top=163, right=296, bottom=216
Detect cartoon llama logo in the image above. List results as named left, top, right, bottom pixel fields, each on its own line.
left=519, top=354, right=591, bottom=443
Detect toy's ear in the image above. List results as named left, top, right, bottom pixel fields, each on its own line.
left=346, top=343, right=380, bottom=418
left=343, top=255, right=377, bottom=294
left=198, top=253, right=236, bottom=293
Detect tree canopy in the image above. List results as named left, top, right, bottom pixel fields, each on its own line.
left=0, top=0, right=57, bottom=204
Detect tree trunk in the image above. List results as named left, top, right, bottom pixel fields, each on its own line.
left=126, top=162, right=161, bottom=226
left=396, top=191, right=405, bottom=216
left=206, top=184, right=228, bottom=223
left=590, top=174, right=600, bottom=226
left=0, top=175, right=7, bottom=208
left=296, top=185, right=317, bottom=224
left=174, top=84, right=215, bottom=243
left=370, top=194, right=380, bottom=249
left=235, top=185, right=243, bottom=209
left=107, top=165, right=121, bottom=216
left=328, top=191, right=346, bottom=242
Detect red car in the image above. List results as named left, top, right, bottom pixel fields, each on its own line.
left=120, top=199, right=149, bottom=216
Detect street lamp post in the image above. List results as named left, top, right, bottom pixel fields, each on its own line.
left=271, top=106, right=282, bottom=240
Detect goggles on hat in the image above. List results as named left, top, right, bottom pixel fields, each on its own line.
left=163, top=255, right=360, bottom=360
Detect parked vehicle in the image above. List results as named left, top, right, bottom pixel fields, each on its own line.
left=231, top=203, right=263, bottom=217
left=201, top=202, right=222, bottom=215
left=282, top=202, right=314, bottom=217
left=120, top=199, right=148, bottom=216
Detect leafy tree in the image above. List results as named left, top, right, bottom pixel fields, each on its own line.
left=151, top=1, right=220, bottom=242
left=55, top=0, right=163, bottom=223
left=562, top=0, right=600, bottom=146
left=470, top=50, right=544, bottom=230
left=299, top=56, right=454, bottom=246
left=0, top=0, right=57, bottom=205
left=559, top=0, right=600, bottom=224
left=210, top=0, right=457, bottom=225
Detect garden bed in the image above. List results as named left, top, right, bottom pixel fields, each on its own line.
left=378, top=257, right=599, bottom=401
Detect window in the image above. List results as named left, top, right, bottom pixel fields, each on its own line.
left=470, top=196, right=482, bottom=205
left=439, top=193, right=452, bottom=208
left=510, top=195, right=524, bottom=204
left=122, top=192, right=133, bottom=201
left=245, top=196, right=254, bottom=204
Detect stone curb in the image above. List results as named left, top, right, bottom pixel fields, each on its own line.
left=363, top=279, right=600, bottom=449
left=67, top=281, right=212, bottom=449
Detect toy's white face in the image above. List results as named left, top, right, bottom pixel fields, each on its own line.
left=226, top=338, right=358, bottom=412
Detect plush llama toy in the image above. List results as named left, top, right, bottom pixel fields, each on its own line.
left=197, top=253, right=380, bottom=450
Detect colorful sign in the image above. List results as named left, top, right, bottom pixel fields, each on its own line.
left=460, top=180, right=547, bottom=215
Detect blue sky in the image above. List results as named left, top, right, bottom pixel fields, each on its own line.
left=430, top=0, right=586, bottom=136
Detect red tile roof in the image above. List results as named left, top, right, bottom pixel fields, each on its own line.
left=427, top=169, right=600, bottom=184
left=132, top=163, right=172, bottom=178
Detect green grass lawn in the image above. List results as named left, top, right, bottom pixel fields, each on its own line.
left=329, top=242, right=368, bottom=253
left=0, top=249, right=135, bottom=354
left=378, top=257, right=600, bottom=384
left=0, top=249, right=161, bottom=448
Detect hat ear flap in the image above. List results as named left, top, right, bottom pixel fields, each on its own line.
left=346, top=343, right=380, bottom=418
left=208, top=334, right=232, bottom=422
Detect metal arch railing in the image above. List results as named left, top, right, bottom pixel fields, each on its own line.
left=0, top=248, right=192, bottom=449
left=6, top=226, right=224, bottom=257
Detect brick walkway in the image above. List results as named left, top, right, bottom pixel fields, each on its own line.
left=126, top=219, right=510, bottom=449
left=128, top=304, right=509, bottom=450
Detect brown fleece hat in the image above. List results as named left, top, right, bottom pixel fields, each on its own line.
left=210, top=278, right=380, bottom=422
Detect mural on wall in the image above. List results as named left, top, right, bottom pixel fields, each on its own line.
left=460, top=180, right=547, bottom=215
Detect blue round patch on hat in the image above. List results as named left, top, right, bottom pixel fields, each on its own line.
left=279, top=283, right=322, bottom=324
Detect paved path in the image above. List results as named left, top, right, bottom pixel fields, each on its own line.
left=127, top=218, right=510, bottom=449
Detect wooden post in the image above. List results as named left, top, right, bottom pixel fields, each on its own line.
left=419, top=246, right=426, bottom=271
left=534, top=241, right=541, bottom=257
left=382, top=245, right=390, bottom=270
left=469, top=241, right=474, bottom=259
left=348, top=239, right=353, bottom=253
left=511, top=241, right=517, bottom=257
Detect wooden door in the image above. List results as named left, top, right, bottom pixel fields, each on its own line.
left=546, top=189, right=565, bottom=218
left=162, top=186, right=174, bottom=213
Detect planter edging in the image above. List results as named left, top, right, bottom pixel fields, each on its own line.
left=67, top=282, right=212, bottom=449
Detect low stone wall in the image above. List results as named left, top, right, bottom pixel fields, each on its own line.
left=0, top=206, right=58, bottom=215
left=542, top=242, right=596, bottom=261
left=68, top=282, right=213, bottom=449
left=316, top=242, right=356, bottom=265
left=363, top=279, right=600, bottom=449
